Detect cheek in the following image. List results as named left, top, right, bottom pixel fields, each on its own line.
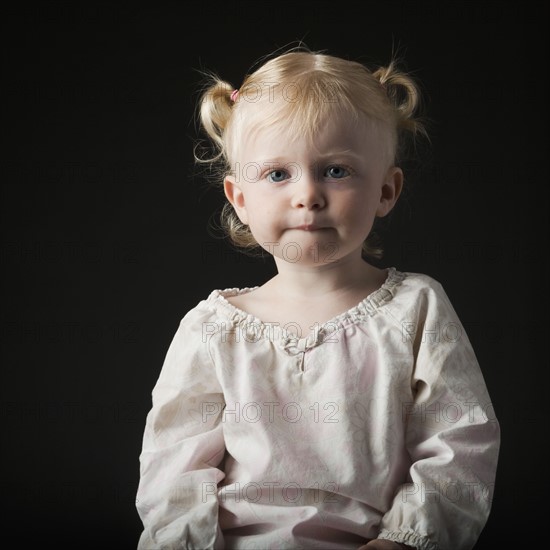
left=248, top=193, right=281, bottom=219
left=337, top=192, right=373, bottom=218
left=245, top=199, right=280, bottom=235
left=336, top=193, right=379, bottom=233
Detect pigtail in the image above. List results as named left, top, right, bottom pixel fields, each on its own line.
left=195, top=75, right=235, bottom=165
left=193, top=73, right=258, bottom=251
left=373, top=62, right=428, bottom=140
left=365, top=61, right=430, bottom=261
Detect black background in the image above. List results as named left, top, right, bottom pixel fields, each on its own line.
left=1, top=2, right=548, bottom=548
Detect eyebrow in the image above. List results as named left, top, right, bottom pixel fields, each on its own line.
left=315, top=150, right=365, bottom=160
left=257, top=151, right=365, bottom=165
left=256, top=158, right=291, bottom=166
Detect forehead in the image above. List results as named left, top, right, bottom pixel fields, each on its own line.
left=234, top=106, right=388, bottom=161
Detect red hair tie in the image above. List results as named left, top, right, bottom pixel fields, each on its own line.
left=230, top=89, right=239, bottom=102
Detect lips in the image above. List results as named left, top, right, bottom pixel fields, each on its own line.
left=294, top=224, right=325, bottom=231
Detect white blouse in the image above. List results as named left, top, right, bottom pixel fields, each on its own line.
left=136, top=267, right=500, bottom=550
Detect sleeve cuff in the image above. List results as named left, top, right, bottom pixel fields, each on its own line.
left=378, top=529, right=439, bottom=550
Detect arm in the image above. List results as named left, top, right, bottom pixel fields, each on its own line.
left=378, top=281, right=500, bottom=550
left=136, top=308, right=226, bottom=549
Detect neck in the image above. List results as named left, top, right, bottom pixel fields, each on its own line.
left=268, top=253, right=383, bottom=300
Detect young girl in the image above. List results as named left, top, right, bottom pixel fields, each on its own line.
left=136, top=48, right=500, bottom=550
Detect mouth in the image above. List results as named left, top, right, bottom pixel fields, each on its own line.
left=294, top=224, right=327, bottom=231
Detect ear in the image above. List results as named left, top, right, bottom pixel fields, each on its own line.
left=376, top=166, right=403, bottom=217
left=224, top=176, right=249, bottom=225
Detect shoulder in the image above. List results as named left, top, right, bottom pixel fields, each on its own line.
left=161, top=291, right=234, bottom=366
left=404, top=270, right=447, bottom=299
left=385, top=266, right=448, bottom=305
left=175, top=285, right=257, bottom=333
left=383, top=267, right=459, bottom=325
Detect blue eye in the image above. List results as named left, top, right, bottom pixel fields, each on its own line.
left=267, top=169, right=288, bottom=183
left=325, top=166, right=350, bottom=179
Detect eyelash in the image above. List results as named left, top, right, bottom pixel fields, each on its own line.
left=265, top=165, right=354, bottom=183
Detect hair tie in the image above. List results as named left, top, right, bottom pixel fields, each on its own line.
left=230, top=89, right=239, bottom=102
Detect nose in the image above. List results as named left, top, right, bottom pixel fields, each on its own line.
left=290, top=172, right=326, bottom=210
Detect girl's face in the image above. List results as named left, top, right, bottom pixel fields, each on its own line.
left=224, top=110, right=403, bottom=268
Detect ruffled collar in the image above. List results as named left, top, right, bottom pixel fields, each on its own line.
left=206, top=266, right=406, bottom=354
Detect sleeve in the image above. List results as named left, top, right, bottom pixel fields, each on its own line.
left=378, top=280, right=501, bottom=550
left=136, top=306, right=227, bottom=550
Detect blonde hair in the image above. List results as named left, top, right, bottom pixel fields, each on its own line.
left=195, top=47, right=428, bottom=259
